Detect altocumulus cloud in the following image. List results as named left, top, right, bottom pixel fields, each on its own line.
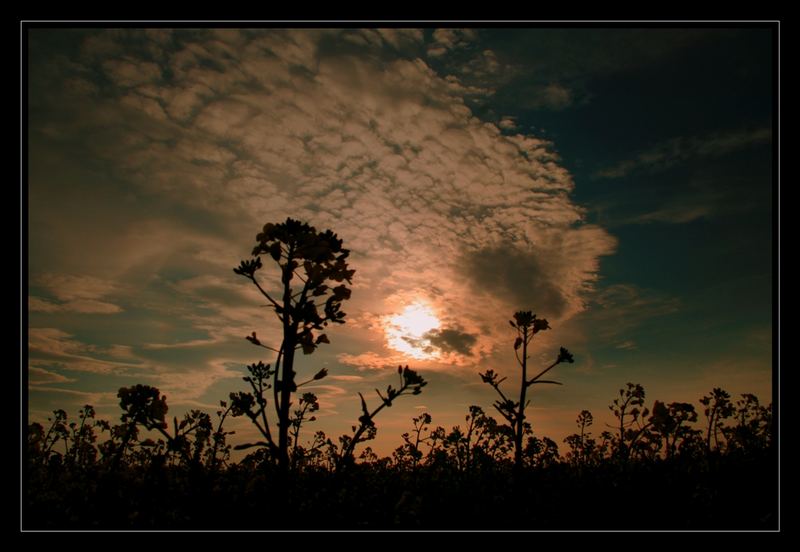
left=29, top=29, right=615, bottom=399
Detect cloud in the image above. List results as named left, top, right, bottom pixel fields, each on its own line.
left=300, top=384, right=348, bottom=416
left=459, top=49, right=503, bottom=81
left=143, top=338, right=223, bottom=350
left=538, top=83, right=574, bottom=110
left=461, top=245, right=570, bottom=318
left=497, top=117, right=517, bottom=130
left=29, top=366, right=78, bottom=385
left=572, top=284, right=681, bottom=345
left=28, top=297, right=63, bottom=313
left=328, top=374, right=365, bottom=382
left=148, top=358, right=241, bottom=405
left=30, top=273, right=124, bottom=314
left=493, top=29, right=715, bottom=85
left=338, top=351, right=401, bottom=371
left=595, top=127, right=772, bottom=179
left=28, top=29, right=616, bottom=402
left=615, top=340, right=637, bottom=351
left=424, top=328, right=477, bottom=356
left=29, top=328, right=95, bottom=358
left=376, top=29, right=425, bottom=51
left=476, top=30, right=738, bottom=118
left=102, top=57, right=162, bottom=88
left=427, top=29, right=479, bottom=57
left=460, top=224, right=616, bottom=322
left=629, top=204, right=712, bottom=225
left=514, top=82, right=576, bottom=111
left=28, top=328, right=145, bottom=374
left=596, top=167, right=761, bottom=227
left=28, top=386, right=117, bottom=404
left=29, top=297, right=123, bottom=314
left=38, top=272, right=110, bottom=301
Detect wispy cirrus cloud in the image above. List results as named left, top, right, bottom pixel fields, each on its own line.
left=566, top=283, right=681, bottom=349
left=615, top=340, right=637, bottom=351
left=30, top=274, right=124, bottom=314
left=29, top=366, right=77, bottom=385
left=594, top=127, right=772, bottom=179
left=28, top=328, right=143, bottom=374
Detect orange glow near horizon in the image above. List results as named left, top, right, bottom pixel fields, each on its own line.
left=384, top=302, right=441, bottom=360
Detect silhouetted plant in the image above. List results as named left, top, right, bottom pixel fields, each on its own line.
left=229, top=361, right=279, bottom=457
left=206, top=400, right=235, bottom=471
left=438, top=405, right=512, bottom=473
left=290, top=392, right=320, bottom=467
left=608, top=382, right=650, bottom=463
left=629, top=421, right=662, bottom=461
left=291, top=430, right=330, bottom=470
left=234, top=218, right=354, bottom=470
left=62, top=405, right=105, bottom=468
left=479, top=310, right=573, bottom=472
left=564, top=410, right=599, bottom=469
left=424, top=425, right=449, bottom=466
left=97, top=421, right=134, bottom=465
left=112, top=385, right=167, bottom=467
left=114, top=384, right=213, bottom=467
left=522, top=435, right=560, bottom=468
left=25, top=378, right=778, bottom=530
left=333, top=365, right=427, bottom=470
left=649, top=401, right=700, bottom=459
left=699, top=388, right=734, bottom=453
left=598, top=430, right=615, bottom=457
left=27, top=422, right=46, bottom=463
left=66, top=406, right=91, bottom=464
left=357, top=446, right=381, bottom=465
left=724, top=393, right=772, bottom=453
left=119, top=384, right=169, bottom=429
left=470, top=407, right=515, bottom=465
left=392, top=412, right=434, bottom=470
left=179, top=409, right=214, bottom=466
left=37, top=409, right=70, bottom=463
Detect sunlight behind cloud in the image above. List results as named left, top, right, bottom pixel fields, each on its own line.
left=384, top=303, right=441, bottom=360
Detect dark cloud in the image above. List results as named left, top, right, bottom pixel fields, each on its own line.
left=424, top=327, right=477, bottom=356
left=461, top=245, right=569, bottom=319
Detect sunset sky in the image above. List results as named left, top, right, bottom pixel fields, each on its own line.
left=26, top=26, right=774, bottom=456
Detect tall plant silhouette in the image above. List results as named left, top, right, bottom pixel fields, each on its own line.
left=564, top=410, right=598, bottom=469
left=699, top=388, right=734, bottom=453
left=608, top=382, right=650, bottom=462
left=332, top=365, right=427, bottom=470
left=479, top=310, right=573, bottom=472
left=649, top=401, right=700, bottom=459
left=114, top=384, right=213, bottom=468
left=233, top=218, right=354, bottom=470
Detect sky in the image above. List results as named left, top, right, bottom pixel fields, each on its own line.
left=26, top=26, right=775, bottom=457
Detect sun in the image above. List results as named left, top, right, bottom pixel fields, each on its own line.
left=384, top=302, right=441, bottom=360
